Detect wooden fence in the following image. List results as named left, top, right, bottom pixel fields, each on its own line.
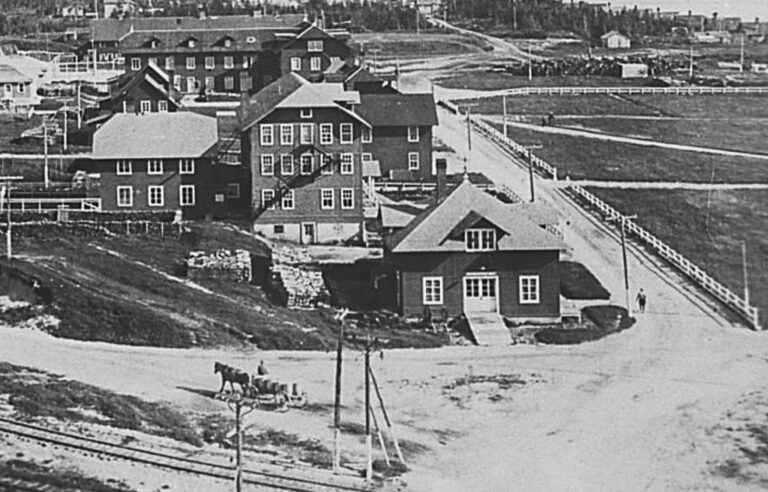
left=440, top=99, right=761, bottom=330
left=487, top=86, right=768, bottom=98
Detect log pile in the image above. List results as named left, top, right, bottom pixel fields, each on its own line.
left=187, top=249, right=252, bottom=283
left=272, top=264, right=328, bottom=308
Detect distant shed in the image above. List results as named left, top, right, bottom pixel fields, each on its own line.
left=618, top=63, right=649, bottom=79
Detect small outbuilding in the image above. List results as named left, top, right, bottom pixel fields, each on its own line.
left=600, top=30, right=631, bottom=49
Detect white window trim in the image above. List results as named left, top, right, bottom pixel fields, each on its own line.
left=340, top=188, right=355, bottom=210
left=179, top=159, right=194, bottom=175
left=310, top=56, right=321, bottom=72
left=261, top=189, right=276, bottom=210
left=179, top=184, right=195, bottom=206
left=300, top=108, right=313, bottom=119
left=408, top=126, right=420, bottom=143
left=320, top=155, right=333, bottom=175
left=139, top=100, right=151, bottom=113
left=361, top=152, right=373, bottom=162
left=281, top=189, right=295, bottom=210
left=340, top=153, right=354, bottom=175
left=116, top=185, right=133, bottom=207
left=299, top=154, right=314, bottom=175
left=308, top=39, right=324, bottom=52
left=186, top=56, right=196, bottom=69
left=408, top=152, right=420, bottom=171
left=158, top=100, right=168, bottom=112
left=519, top=275, right=541, bottom=305
left=260, top=124, right=274, bottom=146
left=320, top=188, right=334, bottom=210
left=205, top=56, right=215, bottom=69
left=299, top=123, right=314, bottom=144
left=131, top=57, right=140, bottom=70
left=465, top=228, right=496, bottom=252
left=361, top=127, right=372, bottom=143
left=147, top=185, right=164, bottom=207
left=224, top=76, right=234, bottom=90
left=165, top=56, right=174, bottom=70
left=227, top=183, right=240, bottom=199
left=223, top=56, right=234, bottom=69
left=290, top=57, right=301, bottom=71
left=319, top=123, right=333, bottom=144
left=280, top=154, right=294, bottom=175
left=147, top=159, right=163, bottom=175
left=339, top=123, right=353, bottom=144
left=280, top=124, right=294, bottom=145
left=422, top=276, right=444, bottom=305
left=260, top=154, right=275, bottom=176
left=116, top=160, right=132, bottom=176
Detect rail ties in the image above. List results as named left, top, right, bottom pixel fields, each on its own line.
left=0, top=417, right=371, bottom=492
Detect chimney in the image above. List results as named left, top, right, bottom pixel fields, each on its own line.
left=435, top=158, right=447, bottom=200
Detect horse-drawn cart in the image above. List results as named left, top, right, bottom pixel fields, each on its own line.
left=214, top=362, right=307, bottom=411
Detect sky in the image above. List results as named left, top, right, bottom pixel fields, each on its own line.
left=607, top=1, right=768, bottom=20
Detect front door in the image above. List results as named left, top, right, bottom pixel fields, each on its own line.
left=301, top=222, right=316, bottom=245
left=463, top=275, right=498, bottom=313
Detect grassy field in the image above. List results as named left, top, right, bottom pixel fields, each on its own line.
left=492, top=122, right=768, bottom=183
left=351, top=32, right=491, bottom=58
left=437, top=73, right=644, bottom=91
left=561, top=118, right=768, bottom=154
left=455, top=94, right=658, bottom=116
left=587, top=189, right=768, bottom=322
left=624, top=95, right=768, bottom=118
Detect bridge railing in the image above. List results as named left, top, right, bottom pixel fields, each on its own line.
left=440, top=99, right=761, bottom=330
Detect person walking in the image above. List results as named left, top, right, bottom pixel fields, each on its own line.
left=257, top=360, right=269, bottom=376
left=636, top=289, right=647, bottom=313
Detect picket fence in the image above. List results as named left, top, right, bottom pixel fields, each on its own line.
left=498, top=86, right=768, bottom=97
left=440, top=99, right=761, bottom=330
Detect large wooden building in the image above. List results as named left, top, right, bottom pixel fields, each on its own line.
left=240, top=73, right=370, bottom=244
left=384, top=179, right=566, bottom=322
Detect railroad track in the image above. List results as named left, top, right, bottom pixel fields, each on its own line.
left=0, top=417, right=372, bottom=492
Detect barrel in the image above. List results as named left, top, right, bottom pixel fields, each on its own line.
left=291, top=383, right=300, bottom=396
left=268, top=381, right=280, bottom=393
left=278, top=383, right=288, bottom=394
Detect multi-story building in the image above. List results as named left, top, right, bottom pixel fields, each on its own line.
left=0, top=64, right=37, bottom=108
left=82, top=112, right=220, bottom=219
left=240, top=73, right=370, bottom=244
left=356, top=93, right=438, bottom=181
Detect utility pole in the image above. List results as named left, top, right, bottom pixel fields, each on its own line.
left=502, top=95, right=507, bottom=139
left=332, top=309, right=348, bottom=474
left=415, top=1, right=419, bottom=35
left=512, top=0, right=517, bottom=31
left=234, top=400, right=242, bottom=492
left=688, top=45, right=694, bottom=80
left=76, top=82, right=82, bottom=129
left=1, top=177, right=23, bottom=260
left=364, top=334, right=372, bottom=483
left=43, top=117, right=49, bottom=189
left=740, top=33, right=745, bottom=73
left=456, top=102, right=478, bottom=174
left=528, top=46, right=533, bottom=81
left=62, top=103, right=68, bottom=151
left=521, top=144, right=542, bottom=202
left=609, top=214, right=638, bottom=316
left=742, top=241, right=750, bottom=305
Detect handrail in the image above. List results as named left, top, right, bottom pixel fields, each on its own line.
left=442, top=99, right=762, bottom=330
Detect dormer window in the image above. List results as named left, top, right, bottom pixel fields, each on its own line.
left=465, top=228, right=496, bottom=252
left=150, top=39, right=158, bottom=48
left=246, top=36, right=256, bottom=44
left=300, top=108, right=312, bottom=119
left=188, top=39, right=196, bottom=48
left=224, top=38, right=232, bottom=48
left=308, top=40, right=323, bottom=52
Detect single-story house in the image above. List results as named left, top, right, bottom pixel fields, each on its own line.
left=601, top=31, right=631, bottom=49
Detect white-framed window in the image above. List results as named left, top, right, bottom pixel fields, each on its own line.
left=224, top=76, right=234, bottom=90
left=204, top=76, right=214, bottom=93
left=139, top=100, right=151, bottom=113
left=261, top=189, right=276, bottom=210
left=290, top=57, right=301, bottom=71
left=320, top=154, right=333, bottom=175
left=465, top=228, right=496, bottom=252
left=224, top=56, right=234, bottom=69
left=519, top=275, right=540, bottom=304
left=308, top=40, right=324, bottom=52
left=300, top=108, right=313, bottom=119
left=224, top=38, right=232, bottom=48
left=186, top=76, right=196, bottom=93
left=340, top=153, right=354, bottom=175
left=116, top=160, right=132, bottom=175
left=281, top=189, right=295, bottom=210
left=173, top=75, right=181, bottom=90
left=280, top=124, right=293, bottom=145
left=310, top=56, right=321, bottom=72
left=340, top=188, right=354, bottom=210
left=186, top=56, right=196, bottom=69
left=148, top=185, right=164, bottom=207
left=361, top=152, right=373, bottom=162
left=319, top=123, right=333, bottom=144
left=148, top=57, right=158, bottom=67
left=131, top=57, right=140, bottom=70
left=226, top=183, right=240, bottom=198
left=408, top=152, right=420, bottom=171
left=362, top=127, right=372, bottom=143
left=16, top=83, right=24, bottom=93
left=240, top=73, right=252, bottom=91
left=422, top=276, right=443, bottom=305
left=280, top=154, right=294, bottom=175
left=187, top=39, right=196, bottom=48
left=320, top=188, right=334, bottom=209
left=260, top=154, right=275, bottom=175
left=205, top=56, right=215, bottom=69
left=147, top=159, right=163, bottom=175
left=340, top=123, right=353, bottom=144
left=158, top=100, right=168, bottom=112
left=179, top=184, right=195, bottom=206
left=300, top=154, right=313, bottom=175
left=179, top=159, right=194, bottom=175
left=260, top=124, right=274, bottom=146
left=299, top=123, right=314, bottom=144
left=407, top=126, right=420, bottom=142
left=165, top=56, right=174, bottom=70
left=116, top=186, right=133, bottom=207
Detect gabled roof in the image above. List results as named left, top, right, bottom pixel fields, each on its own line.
left=91, top=112, right=217, bottom=159
left=121, top=29, right=275, bottom=52
left=240, top=73, right=369, bottom=130
left=357, top=93, right=438, bottom=127
left=600, top=30, right=629, bottom=40
left=386, top=181, right=566, bottom=253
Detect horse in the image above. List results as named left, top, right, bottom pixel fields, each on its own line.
left=214, top=362, right=251, bottom=394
